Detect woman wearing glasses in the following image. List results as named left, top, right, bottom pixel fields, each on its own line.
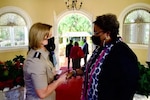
left=73, top=13, right=139, bottom=100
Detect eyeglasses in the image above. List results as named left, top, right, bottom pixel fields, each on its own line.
left=94, top=31, right=104, bottom=35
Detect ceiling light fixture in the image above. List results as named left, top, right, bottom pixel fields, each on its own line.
left=65, top=0, right=83, bottom=10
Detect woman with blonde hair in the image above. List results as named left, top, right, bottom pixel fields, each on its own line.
left=23, top=22, right=67, bottom=100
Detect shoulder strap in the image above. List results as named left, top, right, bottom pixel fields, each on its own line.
left=33, top=52, right=41, bottom=59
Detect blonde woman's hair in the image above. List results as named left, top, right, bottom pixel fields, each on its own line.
left=29, top=22, right=52, bottom=50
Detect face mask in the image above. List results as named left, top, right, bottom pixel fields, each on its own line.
left=91, top=35, right=101, bottom=46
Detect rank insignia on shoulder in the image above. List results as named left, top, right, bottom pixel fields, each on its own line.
left=33, top=52, right=41, bottom=59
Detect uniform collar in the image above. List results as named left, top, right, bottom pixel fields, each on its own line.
left=36, top=48, right=49, bottom=60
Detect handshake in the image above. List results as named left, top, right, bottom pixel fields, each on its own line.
left=66, top=68, right=84, bottom=79
left=54, top=68, right=84, bottom=80
left=66, top=70, right=77, bottom=79
left=54, top=70, right=75, bottom=80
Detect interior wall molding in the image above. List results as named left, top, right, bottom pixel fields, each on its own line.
left=118, top=3, right=150, bottom=61
left=0, top=6, right=32, bottom=30
left=53, top=9, right=93, bottom=69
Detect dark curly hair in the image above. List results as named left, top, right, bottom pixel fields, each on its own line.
left=93, top=13, right=119, bottom=42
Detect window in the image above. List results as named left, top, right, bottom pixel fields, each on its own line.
left=123, top=9, right=150, bottom=45
left=0, top=13, right=28, bottom=47
left=0, top=6, right=31, bottom=50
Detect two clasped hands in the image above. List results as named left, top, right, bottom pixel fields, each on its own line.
left=54, top=68, right=83, bottom=85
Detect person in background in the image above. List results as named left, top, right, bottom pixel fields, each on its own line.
left=70, top=41, right=83, bottom=70
left=70, top=13, right=139, bottom=100
left=45, top=37, right=57, bottom=67
left=23, top=22, right=67, bottom=100
left=82, top=38, right=89, bottom=65
left=65, top=39, right=73, bottom=71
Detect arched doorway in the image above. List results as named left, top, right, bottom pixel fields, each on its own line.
left=55, top=10, right=93, bottom=69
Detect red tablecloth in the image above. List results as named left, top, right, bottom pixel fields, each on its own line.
left=56, top=67, right=83, bottom=100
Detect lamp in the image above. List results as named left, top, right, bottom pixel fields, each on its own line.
left=65, top=0, right=83, bottom=10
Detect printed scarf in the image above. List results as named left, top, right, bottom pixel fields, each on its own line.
left=82, top=37, right=122, bottom=100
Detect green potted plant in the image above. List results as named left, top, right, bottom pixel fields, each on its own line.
left=136, top=62, right=150, bottom=98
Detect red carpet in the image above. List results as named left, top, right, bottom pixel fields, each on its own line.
left=56, top=67, right=83, bottom=100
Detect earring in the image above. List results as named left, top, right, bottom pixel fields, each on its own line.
left=103, top=39, right=106, bottom=47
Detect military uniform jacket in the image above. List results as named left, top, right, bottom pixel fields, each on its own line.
left=23, top=49, right=56, bottom=100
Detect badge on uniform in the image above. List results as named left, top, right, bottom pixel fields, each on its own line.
left=33, top=52, right=41, bottom=59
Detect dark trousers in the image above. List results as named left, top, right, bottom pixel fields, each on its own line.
left=72, top=58, right=81, bottom=70
left=67, top=57, right=71, bottom=71
left=84, top=54, right=88, bottom=65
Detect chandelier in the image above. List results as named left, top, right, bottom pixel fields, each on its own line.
left=65, top=0, right=83, bottom=10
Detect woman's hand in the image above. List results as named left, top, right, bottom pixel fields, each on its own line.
left=57, top=73, right=67, bottom=85
left=66, top=68, right=84, bottom=79
left=66, top=71, right=74, bottom=79
left=76, top=68, right=83, bottom=76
